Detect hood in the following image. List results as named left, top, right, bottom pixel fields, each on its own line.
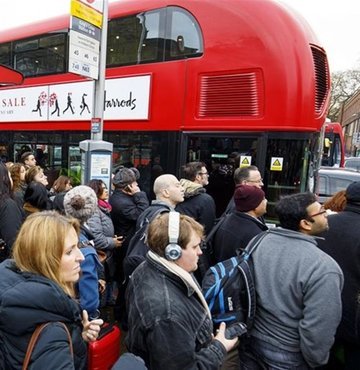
left=179, top=179, right=205, bottom=198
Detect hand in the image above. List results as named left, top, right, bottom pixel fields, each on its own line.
left=214, top=322, right=239, bottom=352
left=82, top=310, right=103, bottom=343
left=98, top=279, right=106, bottom=294
left=113, top=236, right=123, bottom=248
left=126, top=183, right=140, bottom=195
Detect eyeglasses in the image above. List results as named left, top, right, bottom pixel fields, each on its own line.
left=307, top=208, right=327, bottom=219
left=247, top=178, right=263, bottom=184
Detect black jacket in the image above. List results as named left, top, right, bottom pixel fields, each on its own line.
left=0, top=198, right=24, bottom=257
left=126, top=254, right=226, bottom=370
left=213, top=211, right=268, bottom=262
left=317, top=204, right=360, bottom=346
left=176, top=180, right=216, bottom=235
left=0, top=260, right=87, bottom=369
left=109, top=189, right=149, bottom=250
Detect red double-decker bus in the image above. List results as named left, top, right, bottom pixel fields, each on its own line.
left=0, top=0, right=330, bottom=218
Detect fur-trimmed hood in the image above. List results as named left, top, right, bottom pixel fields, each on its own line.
left=179, top=179, right=205, bottom=198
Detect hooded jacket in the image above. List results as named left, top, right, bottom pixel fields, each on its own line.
left=176, top=179, right=216, bottom=234
left=0, top=260, right=87, bottom=369
left=250, top=228, right=343, bottom=368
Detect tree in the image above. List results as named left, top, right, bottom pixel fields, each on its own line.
left=328, top=69, right=360, bottom=122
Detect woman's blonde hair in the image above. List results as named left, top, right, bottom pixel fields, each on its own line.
left=12, top=211, right=80, bottom=296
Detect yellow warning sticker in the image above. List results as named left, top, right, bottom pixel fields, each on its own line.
left=240, top=156, right=252, bottom=168
left=270, top=157, right=283, bottom=171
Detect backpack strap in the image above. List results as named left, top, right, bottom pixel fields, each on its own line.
left=203, top=213, right=230, bottom=261
left=243, top=230, right=269, bottom=257
left=22, top=322, right=73, bottom=370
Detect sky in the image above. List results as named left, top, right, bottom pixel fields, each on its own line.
left=0, top=0, right=359, bottom=72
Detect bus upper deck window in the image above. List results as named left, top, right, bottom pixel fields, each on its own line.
left=166, top=7, right=203, bottom=60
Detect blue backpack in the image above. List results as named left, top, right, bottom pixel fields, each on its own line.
left=202, top=231, right=268, bottom=330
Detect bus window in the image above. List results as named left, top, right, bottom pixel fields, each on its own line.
left=265, top=136, right=318, bottom=221
left=107, top=9, right=163, bottom=66
left=0, top=42, right=11, bottom=67
left=13, top=33, right=66, bottom=77
left=167, top=7, right=203, bottom=59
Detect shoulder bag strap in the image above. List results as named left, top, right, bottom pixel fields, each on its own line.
left=22, top=322, right=73, bottom=370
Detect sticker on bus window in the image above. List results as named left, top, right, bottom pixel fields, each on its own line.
left=270, top=157, right=283, bottom=171
left=240, top=156, right=252, bottom=168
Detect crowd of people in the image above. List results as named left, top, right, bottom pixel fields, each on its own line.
left=0, top=153, right=359, bottom=369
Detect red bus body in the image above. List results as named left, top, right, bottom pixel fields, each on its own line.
left=0, top=0, right=331, bottom=218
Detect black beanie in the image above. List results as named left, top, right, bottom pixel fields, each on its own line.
left=346, top=181, right=360, bottom=203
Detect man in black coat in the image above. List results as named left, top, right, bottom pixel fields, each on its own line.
left=317, top=181, right=360, bottom=368
left=176, top=161, right=216, bottom=235
left=213, top=184, right=268, bottom=263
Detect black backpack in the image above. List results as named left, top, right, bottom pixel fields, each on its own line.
left=123, top=206, right=169, bottom=277
left=202, top=231, right=268, bottom=330
left=201, top=213, right=231, bottom=268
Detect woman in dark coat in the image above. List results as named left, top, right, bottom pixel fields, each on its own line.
left=0, top=211, right=103, bottom=369
left=0, top=162, right=24, bottom=260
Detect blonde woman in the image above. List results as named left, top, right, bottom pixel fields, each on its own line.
left=0, top=211, right=103, bottom=368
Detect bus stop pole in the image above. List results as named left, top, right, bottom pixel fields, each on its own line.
left=80, top=0, right=113, bottom=190
left=91, top=0, right=108, bottom=141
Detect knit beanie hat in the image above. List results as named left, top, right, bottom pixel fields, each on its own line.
left=346, top=181, right=360, bottom=204
left=113, top=167, right=137, bottom=188
left=234, top=184, right=265, bottom=212
left=64, top=185, right=97, bottom=223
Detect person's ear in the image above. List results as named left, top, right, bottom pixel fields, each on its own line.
left=162, top=188, right=170, bottom=198
left=300, top=218, right=312, bottom=232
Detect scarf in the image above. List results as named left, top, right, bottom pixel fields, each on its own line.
left=148, top=250, right=211, bottom=319
left=98, top=199, right=112, bottom=212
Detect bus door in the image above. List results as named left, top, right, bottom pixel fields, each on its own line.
left=183, top=133, right=262, bottom=217
left=264, top=133, right=320, bottom=222
left=182, top=132, right=320, bottom=221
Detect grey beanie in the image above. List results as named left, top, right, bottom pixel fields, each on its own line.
left=64, top=185, right=97, bottom=223
left=113, top=167, right=137, bottom=188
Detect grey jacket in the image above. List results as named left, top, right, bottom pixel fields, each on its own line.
left=87, top=207, right=116, bottom=253
left=250, top=228, right=343, bottom=368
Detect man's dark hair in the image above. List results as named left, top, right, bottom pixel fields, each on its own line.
left=181, top=162, right=206, bottom=182
left=275, top=192, right=317, bottom=231
left=233, top=165, right=259, bottom=185
left=20, top=151, right=33, bottom=164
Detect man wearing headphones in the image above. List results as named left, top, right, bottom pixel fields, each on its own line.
left=125, top=212, right=238, bottom=370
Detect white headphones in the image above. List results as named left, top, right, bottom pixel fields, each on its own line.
left=164, top=211, right=182, bottom=261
